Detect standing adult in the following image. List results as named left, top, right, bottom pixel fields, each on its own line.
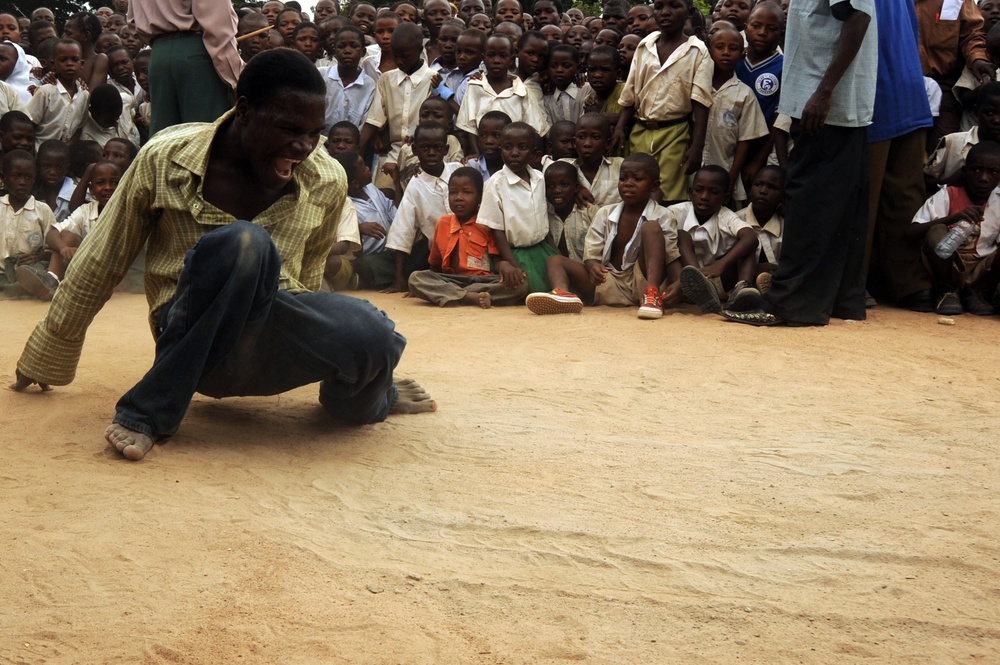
left=11, top=49, right=435, bottom=462
left=723, top=0, right=878, bottom=326
left=129, top=0, right=244, bottom=135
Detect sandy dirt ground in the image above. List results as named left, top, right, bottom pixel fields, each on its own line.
left=1, top=292, right=999, bottom=664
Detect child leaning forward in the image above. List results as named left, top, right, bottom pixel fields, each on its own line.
left=407, top=167, right=529, bottom=307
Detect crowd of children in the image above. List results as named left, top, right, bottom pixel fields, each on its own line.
left=2, top=0, right=1000, bottom=322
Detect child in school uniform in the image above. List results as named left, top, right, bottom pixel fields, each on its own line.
left=673, top=165, right=762, bottom=313
left=21, top=160, right=121, bottom=300
left=407, top=167, right=529, bottom=307
left=613, top=0, right=713, bottom=202
left=384, top=121, right=463, bottom=292
left=735, top=0, right=784, bottom=173
left=32, top=140, right=73, bottom=222
left=395, top=97, right=465, bottom=190
left=360, top=23, right=439, bottom=193
left=76, top=83, right=141, bottom=148
left=736, top=165, right=785, bottom=293
left=323, top=25, right=377, bottom=133
left=565, top=112, right=623, bottom=207
left=546, top=120, right=578, bottom=161
left=910, top=140, right=1000, bottom=316
left=1, top=150, right=56, bottom=298
left=526, top=153, right=681, bottom=319
left=26, top=39, right=89, bottom=148
left=466, top=110, right=511, bottom=181
left=702, top=25, right=768, bottom=204
left=478, top=122, right=554, bottom=293
left=925, top=83, right=1000, bottom=185
left=543, top=44, right=594, bottom=125
left=583, top=46, right=626, bottom=133
left=544, top=160, right=597, bottom=261
left=334, top=150, right=399, bottom=290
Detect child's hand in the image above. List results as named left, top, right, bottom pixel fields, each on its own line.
left=380, top=277, right=407, bottom=294
left=957, top=205, right=985, bottom=224
left=77, top=78, right=89, bottom=92
left=575, top=187, right=595, bottom=207
left=497, top=260, right=525, bottom=288
left=359, top=222, right=387, bottom=239
left=661, top=281, right=682, bottom=306
left=701, top=263, right=724, bottom=280
left=681, top=144, right=702, bottom=174
left=42, top=71, right=56, bottom=86
left=587, top=262, right=608, bottom=285
left=381, top=162, right=399, bottom=182
left=430, top=72, right=442, bottom=88
left=60, top=247, right=77, bottom=261
left=584, top=95, right=599, bottom=111
left=609, top=129, right=626, bottom=154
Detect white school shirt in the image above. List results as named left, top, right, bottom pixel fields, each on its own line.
left=562, top=156, right=624, bottom=208
left=53, top=200, right=101, bottom=238
left=583, top=199, right=681, bottom=269
left=456, top=75, right=551, bottom=136
left=478, top=164, right=549, bottom=247
left=365, top=61, right=436, bottom=163
left=703, top=76, right=769, bottom=201
left=0, top=196, right=56, bottom=259
left=385, top=162, right=461, bottom=254
left=322, top=65, right=376, bottom=132
left=26, top=81, right=91, bottom=147
left=912, top=186, right=1000, bottom=259
left=0, top=80, right=26, bottom=115
left=737, top=205, right=783, bottom=264
left=668, top=201, right=753, bottom=267
left=543, top=81, right=595, bottom=125
left=925, top=126, right=979, bottom=182
left=79, top=110, right=141, bottom=148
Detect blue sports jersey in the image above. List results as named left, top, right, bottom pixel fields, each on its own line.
left=735, top=52, right=783, bottom=127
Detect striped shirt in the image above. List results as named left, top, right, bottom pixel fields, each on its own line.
left=17, top=110, right=349, bottom=386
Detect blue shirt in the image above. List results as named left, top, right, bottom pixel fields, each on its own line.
left=351, top=184, right=396, bottom=255
left=867, top=0, right=933, bottom=143
left=736, top=52, right=783, bottom=127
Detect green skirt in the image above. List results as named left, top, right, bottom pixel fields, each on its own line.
left=511, top=242, right=558, bottom=293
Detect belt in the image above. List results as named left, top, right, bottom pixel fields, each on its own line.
left=636, top=115, right=691, bottom=130
left=150, top=30, right=203, bottom=44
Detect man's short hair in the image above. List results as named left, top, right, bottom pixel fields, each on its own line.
left=235, top=47, right=326, bottom=108
left=105, top=137, right=138, bottom=160
left=967, top=139, right=1000, bottom=164
left=392, top=21, right=424, bottom=48
left=977, top=81, right=1000, bottom=109
left=459, top=27, right=488, bottom=50
left=90, top=84, right=123, bottom=115
left=335, top=25, right=366, bottom=44
left=588, top=44, right=621, bottom=68
left=543, top=159, right=578, bottom=183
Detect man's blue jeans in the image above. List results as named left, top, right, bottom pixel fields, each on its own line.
left=114, top=221, right=404, bottom=439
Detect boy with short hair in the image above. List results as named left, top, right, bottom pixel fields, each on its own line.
left=543, top=44, right=594, bottom=124
left=909, top=140, right=1000, bottom=316
left=613, top=0, right=713, bottom=201
left=527, top=152, right=680, bottom=319
left=396, top=97, right=465, bottom=190
left=77, top=82, right=141, bottom=148
left=466, top=110, right=511, bottom=180
left=102, top=137, right=137, bottom=173
left=1, top=150, right=56, bottom=298
left=384, top=121, right=463, bottom=292
left=324, top=25, right=376, bottom=133
left=544, top=160, right=597, bottom=261
left=675, top=165, right=762, bottom=313
left=326, top=120, right=362, bottom=156
left=361, top=22, right=439, bottom=192
left=407, top=167, right=529, bottom=307
left=22, top=160, right=122, bottom=299
left=478, top=122, right=555, bottom=293
left=449, top=28, right=488, bottom=115
left=0, top=110, right=35, bottom=157
left=736, top=165, right=785, bottom=291
left=32, top=139, right=72, bottom=222
left=457, top=34, right=550, bottom=142
left=566, top=111, right=623, bottom=207
left=335, top=150, right=398, bottom=289
left=583, top=45, right=625, bottom=130
left=547, top=120, right=578, bottom=160
left=925, top=83, right=1000, bottom=184
left=26, top=38, right=89, bottom=147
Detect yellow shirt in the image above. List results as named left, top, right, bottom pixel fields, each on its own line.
left=17, top=110, right=350, bottom=386
left=617, top=33, right=713, bottom=122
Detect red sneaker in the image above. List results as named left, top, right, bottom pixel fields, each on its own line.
left=526, top=289, right=584, bottom=314
left=637, top=285, right=663, bottom=319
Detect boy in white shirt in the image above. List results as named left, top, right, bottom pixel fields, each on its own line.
left=735, top=165, right=785, bottom=292
left=25, top=39, right=89, bottom=148
left=77, top=84, right=141, bottom=148
left=1, top=150, right=56, bottom=299
left=543, top=44, right=594, bottom=125
left=674, top=165, right=762, bottom=313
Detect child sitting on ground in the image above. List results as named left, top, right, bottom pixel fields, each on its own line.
left=544, top=160, right=597, bottom=261
left=335, top=150, right=398, bottom=289
left=23, top=159, right=121, bottom=299
left=909, top=140, right=1000, bottom=316
left=32, top=139, right=73, bottom=221
left=736, top=165, right=785, bottom=293
left=384, top=121, right=464, bottom=292
left=407, top=167, right=529, bottom=307
left=566, top=112, right=624, bottom=207
left=479, top=122, right=554, bottom=294
left=526, top=153, right=680, bottom=319
left=2, top=150, right=56, bottom=298
left=466, top=110, right=511, bottom=182
left=674, top=165, right=762, bottom=313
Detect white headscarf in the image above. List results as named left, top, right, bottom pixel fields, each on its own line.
left=2, top=41, right=35, bottom=105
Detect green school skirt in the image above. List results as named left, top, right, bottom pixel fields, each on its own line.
left=511, top=242, right=558, bottom=293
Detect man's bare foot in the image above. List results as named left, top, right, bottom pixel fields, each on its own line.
left=391, top=378, right=437, bottom=414
left=10, top=369, right=50, bottom=392
left=105, top=423, right=155, bottom=461
left=460, top=291, right=492, bottom=309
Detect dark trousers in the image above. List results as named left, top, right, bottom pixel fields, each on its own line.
left=149, top=33, right=234, bottom=136
left=763, top=122, right=869, bottom=325
left=114, top=221, right=405, bottom=439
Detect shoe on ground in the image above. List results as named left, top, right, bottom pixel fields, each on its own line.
left=755, top=272, right=772, bottom=295
left=680, top=265, right=722, bottom=314
left=721, top=308, right=785, bottom=326
left=960, top=286, right=995, bottom=316
left=934, top=291, right=963, bottom=316
left=637, top=285, right=663, bottom=319
left=526, top=289, right=583, bottom=315
left=15, top=265, right=58, bottom=301
left=899, top=288, right=934, bottom=313
left=865, top=290, right=877, bottom=309
left=725, top=280, right=763, bottom=312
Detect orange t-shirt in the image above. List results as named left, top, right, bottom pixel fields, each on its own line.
left=428, top=213, right=499, bottom=276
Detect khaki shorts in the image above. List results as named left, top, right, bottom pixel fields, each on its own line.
left=593, top=262, right=646, bottom=307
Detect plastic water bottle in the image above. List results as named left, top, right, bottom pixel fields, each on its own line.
left=934, top=220, right=974, bottom=259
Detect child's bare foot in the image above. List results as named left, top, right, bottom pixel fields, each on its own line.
left=391, top=378, right=437, bottom=414
left=460, top=291, right=492, bottom=309
left=105, top=423, right=154, bottom=461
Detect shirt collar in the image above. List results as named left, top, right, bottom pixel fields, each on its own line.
left=501, top=164, right=535, bottom=186
left=607, top=199, right=657, bottom=224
